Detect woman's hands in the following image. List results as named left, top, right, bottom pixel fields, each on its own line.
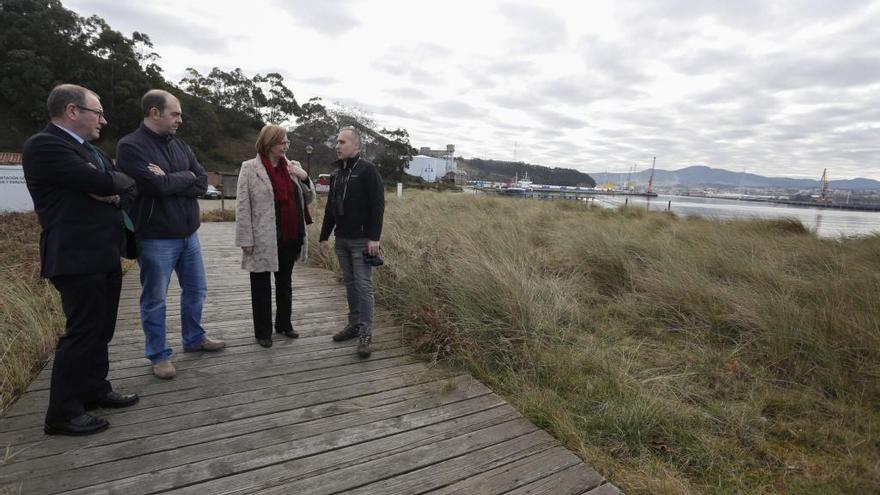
left=286, top=159, right=308, bottom=181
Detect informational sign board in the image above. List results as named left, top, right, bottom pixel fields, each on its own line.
left=0, top=165, right=33, bottom=212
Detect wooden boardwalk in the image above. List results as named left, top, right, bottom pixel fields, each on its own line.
left=0, top=222, right=620, bottom=494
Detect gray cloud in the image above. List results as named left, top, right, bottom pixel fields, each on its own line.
left=375, top=60, right=443, bottom=86
left=666, top=48, right=751, bottom=76
left=498, top=3, right=568, bottom=53
left=487, top=60, right=535, bottom=76
left=491, top=120, right=533, bottom=132
left=65, top=0, right=880, bottom=180
left=622, top=0, right=868, bottom=31
left=530, top=108, right=588, bottom=130
left=270, top=0, right=359, bottom=36
left=368, top=104, right=420, bottom=120
left=534, top=77, right=601, bottom=105
left=386, top=87, right=430, bottom=100
left=757, top=54, right=880, bottom=90
left=488, top=92, right=546, bottom=110
left=578, top=36, right=651, bottom=87
left=69, top=0, right=236, bottom=53
left=298, top=76, right=339, bottom=86
left=431, top=101, right=484, bottom=119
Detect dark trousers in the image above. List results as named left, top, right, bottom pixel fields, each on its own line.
left=250, top=242, right=299, bottom=339
left=46, top=270, right=122, bottom=424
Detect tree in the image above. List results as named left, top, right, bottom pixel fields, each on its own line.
left=255, top=72, right=299, bottom=124
left=293, top=97, right=337, bottom=147
left=374, top=128, right=414, bottom=182
left=179, top=68, right=213, bottom=100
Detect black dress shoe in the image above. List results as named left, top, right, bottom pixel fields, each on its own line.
left=86, top=390, right=139, bottom=410
left=257, top=338, right=273, bottom=348
left=276, top=329, right=299, bottom=339
left=44, top=414, right=109, bottom=436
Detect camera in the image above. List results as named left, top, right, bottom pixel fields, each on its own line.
left=362, top=249, right=384, bottom=267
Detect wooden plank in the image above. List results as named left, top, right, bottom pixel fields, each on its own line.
left=488, top=460, right=605, bottom=495
left=342, top=435, right=564, bottom=495
left=9, top=380, right=500, bottom=494
left=249, top=425, right=548, bottom=495
left=0, top=223, right=621, bottom=495
left=0, top=355, right=422, bottom=445
left=26, top=328, right=404, bottom=388
left=0, top=359, right=433, bottom=437
left=3, top=344, right=416, bottom=421
left=581, top=483, right=625, bottom=495
left=58, top=396, right=514, bottom=495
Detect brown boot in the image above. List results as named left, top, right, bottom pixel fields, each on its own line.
left=152, top=360, right=176, bottom=379
left=183, top=336, right=226, bottom=353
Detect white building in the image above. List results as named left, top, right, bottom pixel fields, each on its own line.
left=404, top=144, right=456, bottom=182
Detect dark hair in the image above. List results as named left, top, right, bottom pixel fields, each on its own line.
left=141, top=89, right=171, bottom=117
left=47, top=84, right=96, bottom=118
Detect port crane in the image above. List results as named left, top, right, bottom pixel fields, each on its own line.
left=819, top=169, right=830, bottom=204
left=646, top=156, right=656, bottom=194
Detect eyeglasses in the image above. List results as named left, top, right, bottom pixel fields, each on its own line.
left=76, top=105, right=106, bottom=119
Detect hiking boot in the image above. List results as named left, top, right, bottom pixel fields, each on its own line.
left=332, top=324, right=360, bottom=342
left=152, top=360, right=176, bottom=379
left=183, top=336, right=226, bottom=353
left=357, top=334, right=372, bottom=358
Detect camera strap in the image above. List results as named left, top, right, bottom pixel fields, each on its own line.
left=340, top=157, right=361, bottom=203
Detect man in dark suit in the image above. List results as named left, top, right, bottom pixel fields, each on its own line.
left=22, top=84, right=140, bottom=436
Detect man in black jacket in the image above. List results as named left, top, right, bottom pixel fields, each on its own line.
left=319, top=126, right=384, bottom=358
left=117, top=90, right=225, bottom=380
left=23, top=84, right=140, bottom=436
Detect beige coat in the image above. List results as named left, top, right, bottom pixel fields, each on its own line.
left=235, top=156, right=315, bottom=272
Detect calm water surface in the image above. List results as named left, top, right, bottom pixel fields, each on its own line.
left=593, top=194, right=880, bottom=238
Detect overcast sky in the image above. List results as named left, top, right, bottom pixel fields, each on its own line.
left=66, top=0, right=880, bottom=179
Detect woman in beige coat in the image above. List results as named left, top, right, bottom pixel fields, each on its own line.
left=235, top=124, right=315, bottom=348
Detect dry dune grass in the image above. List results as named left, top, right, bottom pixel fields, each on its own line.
left=310, top=190, right=880, bottom=494
left=0, top=213, right=63, bottom=415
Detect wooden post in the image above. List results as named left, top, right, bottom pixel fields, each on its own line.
left=396, top=182, right=403, bottom=198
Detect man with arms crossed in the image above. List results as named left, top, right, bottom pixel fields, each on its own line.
left=23, top=84, right=139, bottom=435
left=319, top=126, right=384, bottom=358
left=117, top=89, right=225, bottom=380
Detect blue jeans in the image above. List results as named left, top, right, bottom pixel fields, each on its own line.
left=334, top=237, right=374, bottom=335
left=137, top=232, right=207, bottom=364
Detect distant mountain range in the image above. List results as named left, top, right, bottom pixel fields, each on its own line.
left=590, top=165, right=880, bottom=191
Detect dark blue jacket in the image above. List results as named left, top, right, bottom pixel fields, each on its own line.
left=117, top=124, right=208, bottom=238
left=23, top=124, right=137, bottom=278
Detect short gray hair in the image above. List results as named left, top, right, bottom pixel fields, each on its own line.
left=47, top=84, right=97, bottom=118
left=338, top=126, right=362, bottom=146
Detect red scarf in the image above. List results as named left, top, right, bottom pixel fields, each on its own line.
left=260, top=154, right=299, bottom=242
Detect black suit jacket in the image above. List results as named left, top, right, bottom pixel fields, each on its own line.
left=22, top=124, right=137, bottom=278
